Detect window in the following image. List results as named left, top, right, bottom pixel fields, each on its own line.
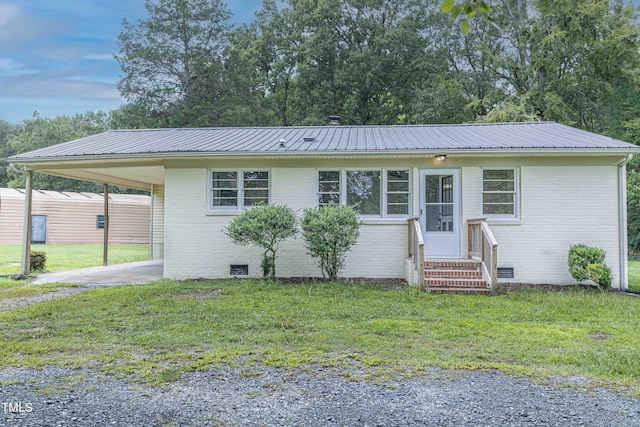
left=318, top=171, right=341, bottom=206
left=210, top=170, right=269, bottom=210
left=347, top=170, right=381, bottom=215
left=242, top=171, right=269, bottom=206
left=386, top=170, right=410, bottom=215
left=96, top=215, right=105, bottom=229
left=317, top=169, right=410, bottom=217
left=482, top=169, right=517, bottom=217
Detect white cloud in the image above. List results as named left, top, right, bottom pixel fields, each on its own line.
left=0, top=57, right=35, bottom=76
left=85, top=54, right=115, bottom=61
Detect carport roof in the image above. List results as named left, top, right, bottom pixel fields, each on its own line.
left=8, top=121, right=639, bottom=163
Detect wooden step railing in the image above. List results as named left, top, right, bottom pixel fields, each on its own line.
left=407, top=217, right=425, bottom=291
left=467, top=218, right=498, bottom=293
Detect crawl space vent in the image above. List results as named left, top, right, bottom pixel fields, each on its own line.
left=497, top=268, right=514, bottom=279
left=230, top=264, right=249, bottom=276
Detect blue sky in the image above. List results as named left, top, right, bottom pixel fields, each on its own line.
left=0, top=0, right=262, bottom=124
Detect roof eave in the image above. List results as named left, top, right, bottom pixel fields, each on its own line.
left=8, top=147, right=639, bottom=165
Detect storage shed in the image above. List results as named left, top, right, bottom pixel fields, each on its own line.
left=0, top=188, right=150, bottom=244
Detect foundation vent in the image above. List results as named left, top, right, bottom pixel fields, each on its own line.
left=497, top=268, right=514, bottom=279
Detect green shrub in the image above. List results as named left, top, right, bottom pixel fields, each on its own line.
left=301, top=205, right=361, bottom=281
left=30, top=251, right=47, bottom=272
left=568, top=244, right=611, bottom=289
left=223, top=204, right=297, bottom=279
left=587, top=263, right=612, bottom=289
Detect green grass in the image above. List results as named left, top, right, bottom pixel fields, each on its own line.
left=0, top=280, right=639, bottom=392
left=628, top=260, right=640, bottom=291
left=0, top=244, right=149, bottom=275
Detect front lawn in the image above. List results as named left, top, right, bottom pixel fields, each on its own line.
left=628, top=259, right=640, bottom=291
left=0, top=244, right=149, bottom=275
left=0, top=280, right=638, bottom=391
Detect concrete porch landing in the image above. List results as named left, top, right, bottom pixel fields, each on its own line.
left=31, top=259, right=163, bottom=286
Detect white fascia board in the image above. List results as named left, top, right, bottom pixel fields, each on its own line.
left=9, top=147, right=640, bottom=165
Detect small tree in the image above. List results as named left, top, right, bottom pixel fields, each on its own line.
left=301, top=205, right=361, bottom=281
left=223, top=204, right=297, bottom=279
left=568, top=244, right=612, bottom=289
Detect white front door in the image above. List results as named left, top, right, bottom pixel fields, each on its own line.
left=419, top=169, right=460, bottom=258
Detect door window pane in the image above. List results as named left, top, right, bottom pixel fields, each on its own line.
left=425, top=174, right=454, bottom=232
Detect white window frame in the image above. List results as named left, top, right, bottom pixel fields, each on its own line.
left=315, top=168, right=411, bottom=218
left=481, top=167, right=519, bottom=219
left=208, top=169, right=271, bottom=211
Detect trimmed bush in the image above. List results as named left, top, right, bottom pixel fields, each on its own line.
left=30, top=251, right=47, bottom=272
left=568, top=244, right=612, bottom=289
left=223, top=204, right=297, bottom=279
left=301, top=205, right=361, bottom=281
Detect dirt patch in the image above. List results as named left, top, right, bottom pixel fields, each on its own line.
left=588, top=333, right=610, bottom=342
left=172, top=289, right=222, bottom=300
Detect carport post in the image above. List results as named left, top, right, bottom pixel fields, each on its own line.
left=20, top=170, right=33, bottom=276
left=103, top=183, right=109, bottom=266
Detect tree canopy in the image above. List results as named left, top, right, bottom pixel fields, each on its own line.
left=4, top=0, right=640, bottom=249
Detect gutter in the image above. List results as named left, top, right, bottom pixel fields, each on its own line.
left=618, top=154, right=632, bottom=290
left=8, top=147, right=640, bottom=164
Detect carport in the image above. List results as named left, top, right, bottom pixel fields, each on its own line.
left=8, top=142, right=166, bottom=276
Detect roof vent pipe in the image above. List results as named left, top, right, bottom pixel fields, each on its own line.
left=329, top=115, right=340, bottom=125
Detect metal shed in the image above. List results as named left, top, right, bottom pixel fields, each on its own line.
left=0, top=188, right=150, bottom=245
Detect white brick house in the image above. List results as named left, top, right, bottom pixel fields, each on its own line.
left=8, top=122, right=638, bottom=291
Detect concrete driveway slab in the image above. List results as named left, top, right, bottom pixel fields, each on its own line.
left=31, top=259, right=163, bottom=286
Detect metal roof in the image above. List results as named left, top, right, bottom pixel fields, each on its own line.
left=8, top=122, right=638, bottom=162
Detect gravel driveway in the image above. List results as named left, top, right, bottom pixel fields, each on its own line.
left=1, top=366, right=639, bottom=426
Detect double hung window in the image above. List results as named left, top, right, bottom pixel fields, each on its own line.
left=482, top=168, right=518, bottom=217
left=210, top=170, right=270, bottom=210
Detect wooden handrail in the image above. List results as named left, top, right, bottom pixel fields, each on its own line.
left=407, top=217, right=425, bottom=290
left=467, top=218, right=498, bottom=293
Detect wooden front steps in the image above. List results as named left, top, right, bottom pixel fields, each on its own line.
left=424, top=259, right=490, bottom=294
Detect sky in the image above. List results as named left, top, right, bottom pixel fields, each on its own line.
left=0, top=0, right=262, bottom=124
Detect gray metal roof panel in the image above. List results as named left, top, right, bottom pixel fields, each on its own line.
left=8, top=122, right=638, bottom=162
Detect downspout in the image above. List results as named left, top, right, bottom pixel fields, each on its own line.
left=618, top=154, right=632, bottom=290
left=149, top=184, right=154, bottom=260
left=9, top=163, right=32, bottom=277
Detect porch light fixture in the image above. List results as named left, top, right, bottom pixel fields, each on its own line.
left=434, top=154, right=446, bottom=163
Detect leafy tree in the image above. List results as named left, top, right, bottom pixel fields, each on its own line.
left=223, top=204, right=298, bottom=279
left=290, top=0, right=430, bottom=125
left=492, top=0, right=640, bottom=127
left=5, top=112, right=139, bottom=194
left=439, top=0, right=491, bottom=34
left=244, top=0, right=303, bottom=126
left=116, top=0, right=232, bottom=121
left=418, top=1, right=504, bottom=121
left=301, top=205, right=360, bottom=281
left=0, top=119, right=18, bottom=187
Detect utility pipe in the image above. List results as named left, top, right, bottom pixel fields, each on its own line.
left=618, top=154, right=632, bottom=290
